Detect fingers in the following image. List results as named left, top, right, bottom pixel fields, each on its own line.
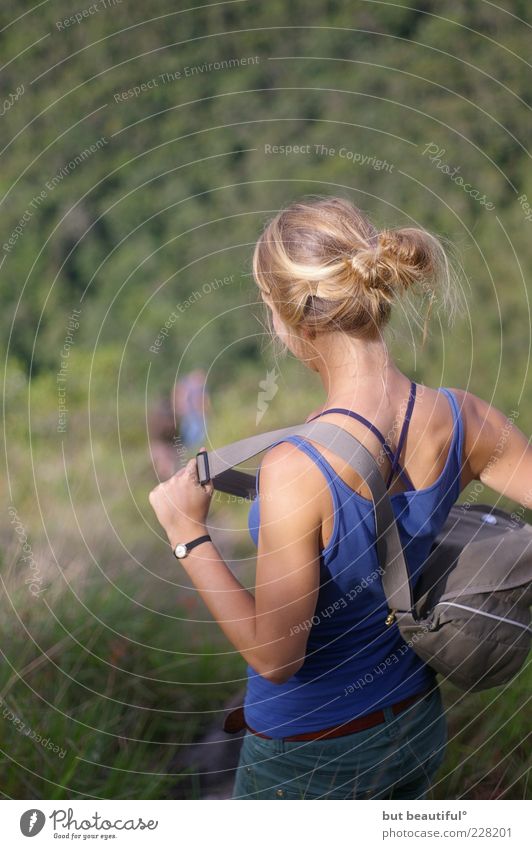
left=185, top=458, right=200, bottom=487
left=184, top=451, right=213, bottom=496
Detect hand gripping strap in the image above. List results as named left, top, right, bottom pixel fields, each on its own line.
left=196, top=421, right=413, bottom=613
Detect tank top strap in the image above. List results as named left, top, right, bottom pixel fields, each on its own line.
left=436, top=386, right=465, bottom=497
left=385, top=381, right=417, bottom=488
left=437, top=387, right=461, bottom=439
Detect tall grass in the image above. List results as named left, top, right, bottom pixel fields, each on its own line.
left=1, top=353, right=529, bottom=798
left=0, top=561, right=249, bottom=799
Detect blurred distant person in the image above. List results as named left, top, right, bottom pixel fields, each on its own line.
left=173, top=368, right=210, bottom=450
left=147, top=395, right=178, bottom=481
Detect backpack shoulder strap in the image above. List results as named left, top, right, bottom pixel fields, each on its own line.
left=196, top=421, right=413, bottom=614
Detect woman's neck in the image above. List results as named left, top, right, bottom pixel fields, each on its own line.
left=310, top=332, right=408, bottom=407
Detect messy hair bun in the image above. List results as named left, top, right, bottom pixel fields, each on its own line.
left=253, top=195, right=458, bottom=343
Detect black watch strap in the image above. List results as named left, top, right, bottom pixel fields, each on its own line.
left=187, top=533, right=211, bottom=552
left=173, top=533, right=211, bottom=559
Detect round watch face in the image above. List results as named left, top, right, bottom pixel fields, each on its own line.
left=174, top=543, right=188, bottom=559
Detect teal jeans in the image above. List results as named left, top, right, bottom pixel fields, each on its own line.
left=232, top=687, right=447, bottom=800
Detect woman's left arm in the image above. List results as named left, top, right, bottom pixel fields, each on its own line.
left=148, top=443, right=322, bottom=684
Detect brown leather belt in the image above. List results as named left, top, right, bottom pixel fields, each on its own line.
left=223, top=688, right=431, bottom=742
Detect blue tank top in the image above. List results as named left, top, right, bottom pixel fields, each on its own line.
left=244, top=386, right=464, bottom=737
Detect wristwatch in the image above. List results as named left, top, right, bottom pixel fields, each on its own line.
left=173, top=533, right=211, bottom=559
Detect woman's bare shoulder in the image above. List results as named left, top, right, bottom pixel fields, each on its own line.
left=445, top=387, right=523, bottom=479
left=258, top=440, right=329, bottom=513
left=260, top=439, right=323, bottom=483
left=445, top=386, right=513, bottom=427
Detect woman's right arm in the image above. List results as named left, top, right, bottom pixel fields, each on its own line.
left=455, top=388, right=532, bottom=509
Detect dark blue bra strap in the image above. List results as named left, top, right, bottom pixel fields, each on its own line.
left=307, top=388, right=417, bottom=491
left=307, top=408, right=395, bottom=464
left=385, top=382, right=417, bottom=488
left=307, top=407, right=414, bottom=485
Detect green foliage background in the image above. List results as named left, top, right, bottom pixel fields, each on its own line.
left=1, top=0, right=530, bottom=799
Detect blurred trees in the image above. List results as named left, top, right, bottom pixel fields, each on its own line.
left=0, top=0, right=530, bottom=412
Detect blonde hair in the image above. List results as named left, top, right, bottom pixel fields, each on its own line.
left=252, top=195, right=459, bottom=347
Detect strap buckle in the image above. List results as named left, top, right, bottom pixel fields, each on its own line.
left=196, top=450, right=210, bottom=486
left=385, top=609, right=397, bottom=626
